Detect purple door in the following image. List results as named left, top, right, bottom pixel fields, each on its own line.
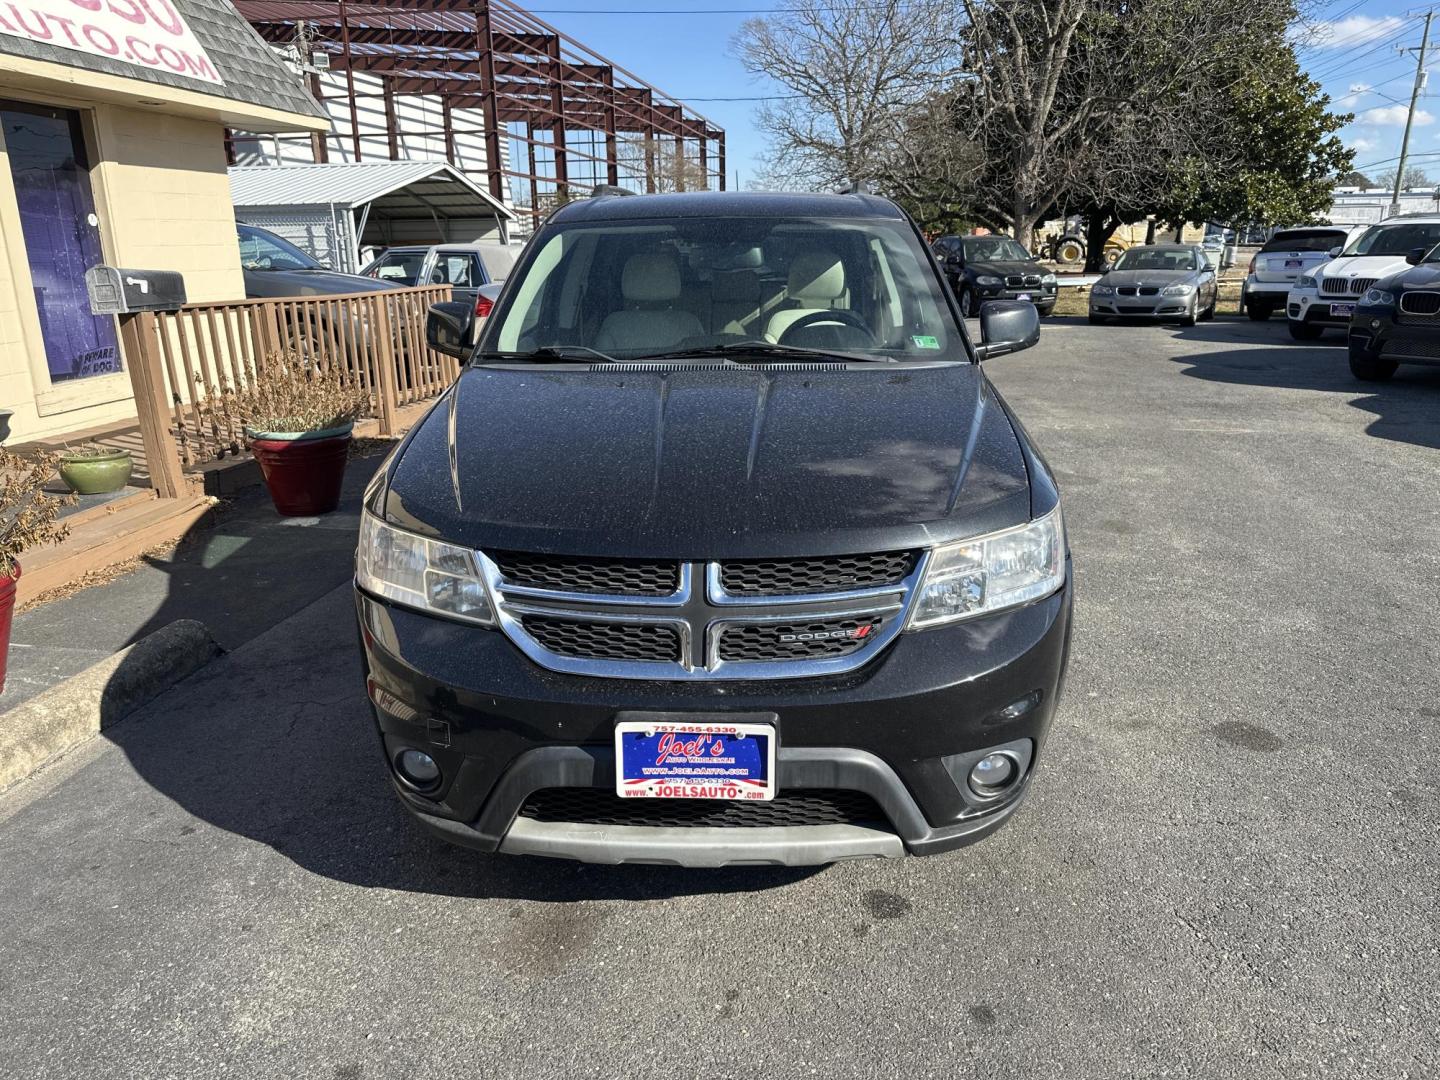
left=1, top=102, right=120, bottom=382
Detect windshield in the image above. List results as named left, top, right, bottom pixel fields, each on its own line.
left=961, top=236, right=1032, bottom=263
left=1112, top=247, right=1199, bottom=272
left=365, top=250, right=425, bottom=284
left=486, top=213, right=964, bottom=361
left=1261, top=230, right=1346, bottom=253
left=236, top=225, right=321, bottom=272
left=1342, top=222, right=1440, bottom=257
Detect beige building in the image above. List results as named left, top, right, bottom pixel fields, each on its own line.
left=0, top=0, right=325, bottom=443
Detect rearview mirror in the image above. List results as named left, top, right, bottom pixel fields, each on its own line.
left=1406, top=246, right=1428, bottom=265
left=427, top=300, right=474, bottom=360
left=975, top=300, right=1040, bottom=361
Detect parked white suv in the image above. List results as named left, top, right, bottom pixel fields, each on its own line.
left=1286, top=215, right=1440, bottom=340
left=1241, top=226, right=1350, bottom=321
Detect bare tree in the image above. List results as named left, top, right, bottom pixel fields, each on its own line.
left=1378, top=165, right=1432, bottom=191
left=733, top=0, right=961, bottom=190
left=616, top=135, right=713, bottom=193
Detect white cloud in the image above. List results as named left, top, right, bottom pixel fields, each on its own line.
left=1349, top=135, right=1379, bottom=154
left=1305, top=14, right=1405, bottom=47
left=1356, top=105, right=1434, bottom=127
left=1337, top=83, right=1372, bottom=109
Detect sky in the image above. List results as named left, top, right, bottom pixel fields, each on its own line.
left=532, top=0, right=1436, bottom=192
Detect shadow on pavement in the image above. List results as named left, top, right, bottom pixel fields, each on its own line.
left=96, top=449, right=817, bottom=902
left=1168, top=323, right=1440, bottom=451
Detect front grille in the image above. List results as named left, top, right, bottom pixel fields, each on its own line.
left=491, top=551, right=679, bottom=596
left=1321, top=276, right=1376, bottom=297
left=1004, top=274, right=1042, bottom=288
left=519, top=615, right=680, bottom=662
left=1139, top=286, right=1159, bottom=297
left=718, top=551, right=915, bottom=595
left=1399, top=291, right=1440, bottom=316
left=518, top=787, right=888, bottom=828
left=1117, top=286, right=1137, bottom=297
left=717, top=616, right=884, bottom=661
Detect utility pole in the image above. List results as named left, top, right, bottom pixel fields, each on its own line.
left=1391, top=9, right=1434, bottom=216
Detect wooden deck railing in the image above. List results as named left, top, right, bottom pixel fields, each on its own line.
left=123, top=285, right=459, bottom=472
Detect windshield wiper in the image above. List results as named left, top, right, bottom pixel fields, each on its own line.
left=474, top=345, right=621, bottom=365
left=634, top=341, right=892, bottom=364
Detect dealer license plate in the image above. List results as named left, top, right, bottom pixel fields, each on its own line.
left=615, top=720, right=775, bottom=800
left=1329, top=302, right=1355, bottom=317
left=1284, top=259, right=1304, bottom=268
left=1017, top=292, right=1033, bottom=301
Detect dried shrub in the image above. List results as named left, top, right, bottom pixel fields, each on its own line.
left=1, top=448, right=74, bottom=577
left=184, top=353, right=370, bottom=443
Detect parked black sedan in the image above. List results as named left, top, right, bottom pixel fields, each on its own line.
left=932, top=234, right=1058, bottom=317
left=1348, top=245, right=1440, bottom=381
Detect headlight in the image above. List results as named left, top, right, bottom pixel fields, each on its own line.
left=357, top=513, right=495, bottom=626
left=1041, top=272, right=1057, bottom=284
left=1161, top=283, right=1195, bottom=296
left=1296, top=274, right=1316, bottom=290
left=1362, top=288, right=1396, bottom=306
left=907, top=507, right=1065, bottom=631
left=1091, top=283, right=1114, bottom=296
left=976, top=275, right=1003, bottom=287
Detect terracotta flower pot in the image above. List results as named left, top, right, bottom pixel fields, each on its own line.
left=247, top=423, right=353, bottom=517
left=58, top=447, right=133, bottom=494
left=0, top=562, right=19, bottom=696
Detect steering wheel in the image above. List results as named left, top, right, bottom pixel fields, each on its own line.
left=777, top=309, right=877, bottom=346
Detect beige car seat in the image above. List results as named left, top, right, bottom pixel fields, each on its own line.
left=595, top=253, right=704, bottom=352
left=765, top=251, right=847, bottom=342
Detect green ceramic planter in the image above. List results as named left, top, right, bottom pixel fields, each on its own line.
left=58, top=448, right=133, bottom=495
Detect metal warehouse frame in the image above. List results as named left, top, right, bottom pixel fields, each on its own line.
left=234, top=0, right=726, bottom=228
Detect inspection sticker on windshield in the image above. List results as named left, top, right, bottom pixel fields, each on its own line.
left=615, top=721, right=775, bottom=800
left=912, top=335, right=941, bottom=349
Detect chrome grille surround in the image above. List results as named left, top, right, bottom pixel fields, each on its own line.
left=1319, top=276, right=1376, bottom=297
left=1398, top=291, right=1440, bottom=317
left=478, top=551, right=927, bottom=681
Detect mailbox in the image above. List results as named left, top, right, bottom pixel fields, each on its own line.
left=85, top=266, right=187, bottom=315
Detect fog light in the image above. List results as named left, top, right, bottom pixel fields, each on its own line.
left=969, top=753, right=1018, bottom=797
left=395, top=748, right=441, bottom=789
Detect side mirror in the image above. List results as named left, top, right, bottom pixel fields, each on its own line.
left=975, top=299, right=1040, bottom=361
left=427, top=300, right=474, bottom=359
left=1096, top=265, right=1110, bottom=274
left=1328, top=246, right=1341, bottom=258
left=1406, top=246, right=1428, bottom=265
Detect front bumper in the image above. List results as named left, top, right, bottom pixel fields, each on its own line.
left=356, top=576, right=1073, bottom=866
left=1348, top=306, right=1440, bottom=366
left=978, top=284, right=1057, bottom=310
left=1287, top=292, right=1355, bottom=327
left=1090, top=293, right=1193, bottom=318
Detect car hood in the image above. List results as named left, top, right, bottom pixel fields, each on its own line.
left=970, top=259, right=1043, bottom=278
left=1103, top=268, right=1194, bottom=288
left=1387, top=262, right=1440, bottom=289
left=383, top=363, right=1032, bottom=558
left=243, top=268, right=400, bottom=297
left=1316, top=254, right=1410, bottom=285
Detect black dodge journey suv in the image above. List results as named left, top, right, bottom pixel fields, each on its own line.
left=355, top=189, right=1073, bottom=867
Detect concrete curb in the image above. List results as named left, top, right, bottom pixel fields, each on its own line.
left=0, top=620, right=223, bottom=793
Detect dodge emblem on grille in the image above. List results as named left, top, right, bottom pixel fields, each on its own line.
left=778, top=625, right=874, bottom=643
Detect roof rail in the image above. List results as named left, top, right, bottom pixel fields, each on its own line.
left=591, top=184, right=636, bottom=199
left=836, top=180, right=875, bottom=195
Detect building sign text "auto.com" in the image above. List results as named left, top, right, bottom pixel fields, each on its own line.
left=0, top=0, right=223, bottom=85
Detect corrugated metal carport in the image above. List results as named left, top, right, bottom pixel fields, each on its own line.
left=228, top=160, right=517, bottom=273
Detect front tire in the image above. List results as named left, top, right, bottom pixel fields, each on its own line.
left=1088, top=313, right=1108, bottom=325
left=960, top=287, right=978, bottom=318
left=1287, top=320, right=1324, bottom=341
left=1179, top=297, right=1198, bottom=327
left=1200, top=294, right=1216, bottom=321
left=1348, top=341, right=1398, bottom=381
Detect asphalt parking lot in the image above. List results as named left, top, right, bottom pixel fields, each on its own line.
left=1, top=315, right=1436, bottom=1080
